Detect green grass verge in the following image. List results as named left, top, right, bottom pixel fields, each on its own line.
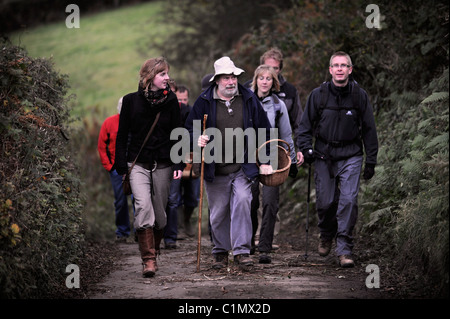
left=9, top=1, right=179, bottom=119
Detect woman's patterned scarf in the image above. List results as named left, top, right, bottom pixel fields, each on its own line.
left=143, top=85, right=171, bottom=107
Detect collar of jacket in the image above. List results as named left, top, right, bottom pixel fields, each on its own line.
left=277, top=73, right=287, bottom=86
left=330, top=81, right=352, bottom=96
left=258, top=91, right=274, bottom=103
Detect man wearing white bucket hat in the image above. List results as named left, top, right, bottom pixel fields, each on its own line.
left=185, top=56, right=273, bottom=269
left=208, top=56, right=245, bottom=81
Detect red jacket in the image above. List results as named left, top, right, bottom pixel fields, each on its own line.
left=98, top=113, right=120, bottom=172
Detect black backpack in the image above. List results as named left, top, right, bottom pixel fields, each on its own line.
left=314, top=81, right=363, bottom=147
left=318, top=80, right=361, bottom=116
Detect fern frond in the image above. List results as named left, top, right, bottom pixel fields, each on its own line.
left=425, top=132, right=449, bottom=151
left=421, top=91, right=449, bottom=104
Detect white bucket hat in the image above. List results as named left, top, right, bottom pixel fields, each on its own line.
left=209, top=56, right=245, bottom=82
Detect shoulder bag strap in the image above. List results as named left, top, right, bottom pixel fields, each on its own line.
left=127, top=112, right=161, bottom=174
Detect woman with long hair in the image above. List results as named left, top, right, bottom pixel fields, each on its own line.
left=115, top=57, right=183, bottom=277
left=250, top=64, right=297, bottom=264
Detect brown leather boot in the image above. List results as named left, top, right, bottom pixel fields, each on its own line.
left=318, top=238, right=333, bottom=257
left=137, top=228, right=156, bottom=277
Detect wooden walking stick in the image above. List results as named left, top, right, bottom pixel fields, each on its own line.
left=197, top=114, right=208, bottom=272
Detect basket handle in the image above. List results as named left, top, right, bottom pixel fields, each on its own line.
left=256, top=139, right=291, bottom=167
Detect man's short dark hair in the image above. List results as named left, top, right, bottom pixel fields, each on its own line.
left=177, top=85, right=189, bottom=96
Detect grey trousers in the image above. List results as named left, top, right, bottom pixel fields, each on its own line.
left=129, top=163, right=172, bottom=231
left=251, top=182, right=279, bottom=253
left=314, top=155, right=363, bottom=256
left=205, top=168, right=253, bottom=256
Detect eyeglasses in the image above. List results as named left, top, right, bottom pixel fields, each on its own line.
left=330, top=64, right=351, bottom=69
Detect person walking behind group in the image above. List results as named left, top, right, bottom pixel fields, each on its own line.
left=164, top=84, right=200, bottom=249
left=249, top=65, right=300, bottom=264
left=245, top=48, right=303, bottom=247
left=97, top=97, right=131, bottom=242
left=297, top=51, right=378, bottom=268
left=258, top=48, right=303, bottom=144
left=185, top=56, right=273, bottom=269
left=115, top=57, right=183, bottom=277
left=176, top=85, right=200, bottom=237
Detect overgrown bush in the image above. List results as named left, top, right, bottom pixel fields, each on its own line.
left=360, top=68, right=449, bottom=297
left=0, top=38, right=85, bottom=298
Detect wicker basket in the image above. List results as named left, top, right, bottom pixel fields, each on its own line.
left=256, top=139, right=291, bottom=187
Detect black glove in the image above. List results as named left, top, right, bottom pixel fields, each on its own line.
left=303, top=149, right=315, bottom=164
left=363, top=163, right=375, bottom=180
left=289, top=163, right=298, bottom=178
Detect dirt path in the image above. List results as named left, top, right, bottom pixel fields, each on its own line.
left=88, top=231, right=393, bottom=301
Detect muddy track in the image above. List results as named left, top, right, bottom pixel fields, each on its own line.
left=88, top=231, right=393, bottom=301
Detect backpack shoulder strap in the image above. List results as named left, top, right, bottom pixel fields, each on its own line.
left=318, top=81, right=361, bottom=111
left=317, top=81, right=329, bottom=115
left=350, top=81, right=363, bottom=133
left=351, top=80, right=361, bottom=111
left=319, top=82, right=329, bottom=108
left=272, top=94, right=283, bottom=128
left=272, top=94, right=281, bottom=112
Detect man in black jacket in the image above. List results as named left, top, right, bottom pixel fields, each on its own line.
left=297, top=51, right=378, bottom=268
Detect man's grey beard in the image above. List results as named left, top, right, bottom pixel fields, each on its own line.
left=222, top=86, right=238, bottom=98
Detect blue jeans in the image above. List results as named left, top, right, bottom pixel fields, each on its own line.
left=314, top=156, right=363, bottom=256
left=205, top=168, right=253, bottom=256
left=110, top=169, right=131, bottom=238
left=164, top=177, right=200, bottom=243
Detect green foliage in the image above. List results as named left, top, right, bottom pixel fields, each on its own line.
left=0, top=39, right=85, bottom=298
left=232, top=0, right=448, bottom=297
left=9, top=1, right=167, bottom=118
left=7, top=1, right=167, bottom=245
left=3, top=0, right=447, bottom=298
left=157, top=0, right=291, bottom=96
left=232, top=0, right=449, bottom=108
left=362, top=68, right=449, bottom=296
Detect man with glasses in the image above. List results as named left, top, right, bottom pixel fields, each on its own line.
left=296, top=51, right=378, bottom=268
